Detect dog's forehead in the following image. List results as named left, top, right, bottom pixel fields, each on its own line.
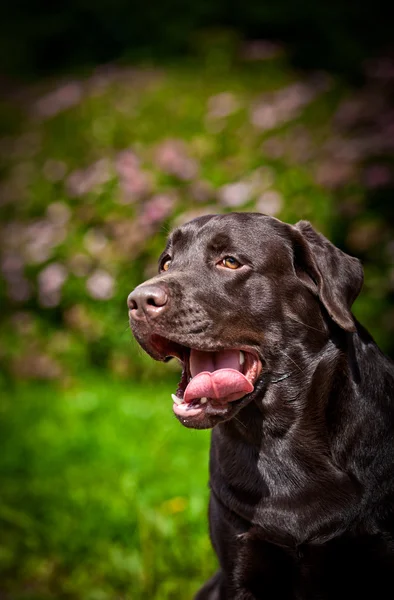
left=167, top=213, right=290, bottom=256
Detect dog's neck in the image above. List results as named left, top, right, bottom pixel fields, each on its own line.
left=209, top=325, right=394, bottom=544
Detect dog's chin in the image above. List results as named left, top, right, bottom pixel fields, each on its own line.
left=173, top=392, right=257, bottom=430
left=131, top=331, right=263, bottom=430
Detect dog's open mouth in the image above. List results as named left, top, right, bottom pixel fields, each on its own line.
left=149, top=335, right=262, bottom=420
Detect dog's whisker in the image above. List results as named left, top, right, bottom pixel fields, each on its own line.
left=160, top=223, right=171, bottom=234
left=279, top=350, right=304, bottom=372
left=234, top=415, right=247, bottom=428
left=287, top=315, right=326, bottom=334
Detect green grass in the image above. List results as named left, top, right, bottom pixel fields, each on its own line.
left=0, top=375, right=214, bottom=599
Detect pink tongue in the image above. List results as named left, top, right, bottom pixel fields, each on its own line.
left=184, top=349, right=254, bottom=403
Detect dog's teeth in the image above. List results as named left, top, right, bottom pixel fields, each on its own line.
left=239, top=351, right=245, bottom=366
left=171, top=394, right=183, bottom=405
left=200, top=397, right=208, bottom=404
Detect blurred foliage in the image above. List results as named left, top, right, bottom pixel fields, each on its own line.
left=1, top=44, right=394, bottom=385
left=0, top=376, right=213, bottom=599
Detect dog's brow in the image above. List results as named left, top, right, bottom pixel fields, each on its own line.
left=170, top=228, right=193, bottom=253
left=206, top=232, right=234, bottom=255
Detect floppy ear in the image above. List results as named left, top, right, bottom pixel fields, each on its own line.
left=292, top=220, right=364, bottom=332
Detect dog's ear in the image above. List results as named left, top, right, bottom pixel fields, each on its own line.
left=292, top=220, right=363, bottom=332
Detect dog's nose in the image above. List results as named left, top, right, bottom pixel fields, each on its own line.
left=128, top=284, right=168, bottom=320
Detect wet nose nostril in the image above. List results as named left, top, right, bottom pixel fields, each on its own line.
left=127, top=292, right=138, bottom=311
left=128, top=284, right=168, bottom=319
left=144, top=287, right=168, bottom=309
left=147, top=295, right=162, bottom=307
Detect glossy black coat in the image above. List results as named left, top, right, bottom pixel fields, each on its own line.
left=129, top=214, right=394, bottom=599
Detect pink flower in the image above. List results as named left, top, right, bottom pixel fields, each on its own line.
left=115, top=150, right=140, bottom=176
left=250, top=78, right=330, bottom=132
left=84, top=228, right=108, bottom=256
left=115, top=150, right=152, bottom=203
left=86, top=270, right=115, bottom=301
left=155, top=140, right=198, bottom=180
left=66, top=158, right=112, bottom=197
left=250, top=104, right=279, bottom=131
left=139, top=194, right=177, bottom=226
left=256, top=190, right=283, bottom=216
left=218, top=182, right=253, bottom=207
left=38, top=263, right=68, bottom=308
left=34, top=82, right=83, bottom=119
left=24, top=220, right=67, bottom=264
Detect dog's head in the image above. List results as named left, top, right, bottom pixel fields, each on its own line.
left=128, top=213, right=363, bottom=429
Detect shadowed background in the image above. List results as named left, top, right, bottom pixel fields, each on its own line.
left=1, top=2, right=394, bottom=598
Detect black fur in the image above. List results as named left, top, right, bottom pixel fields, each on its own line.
left=128, top=213, right=394, bottom=599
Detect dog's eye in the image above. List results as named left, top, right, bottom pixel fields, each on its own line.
left=220, top=256, right=241, bottom=270
left=161, top=259, right=171, bottom=272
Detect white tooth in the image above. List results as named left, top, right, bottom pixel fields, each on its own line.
left=200, top=397, right=208, bottom=404
left=239, top=351, right=245, bottom=366
left=171, top=394, right=183, bottom=405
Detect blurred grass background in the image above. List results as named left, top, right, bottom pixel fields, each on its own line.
left=1, top=3, right=394, bottom=598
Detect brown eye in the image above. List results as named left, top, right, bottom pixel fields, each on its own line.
left=161, top=259, right=171, bottom=272
left=220, top=256, right=241, bottom=269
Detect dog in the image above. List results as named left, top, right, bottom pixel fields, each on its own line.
left=128, top=212, right=394, bottom=599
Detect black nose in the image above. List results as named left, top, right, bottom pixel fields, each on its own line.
left=127, top=284, right=168, bottom=320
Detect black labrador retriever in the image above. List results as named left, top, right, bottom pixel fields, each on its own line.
left=128, top=213, right=394, bottom=599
